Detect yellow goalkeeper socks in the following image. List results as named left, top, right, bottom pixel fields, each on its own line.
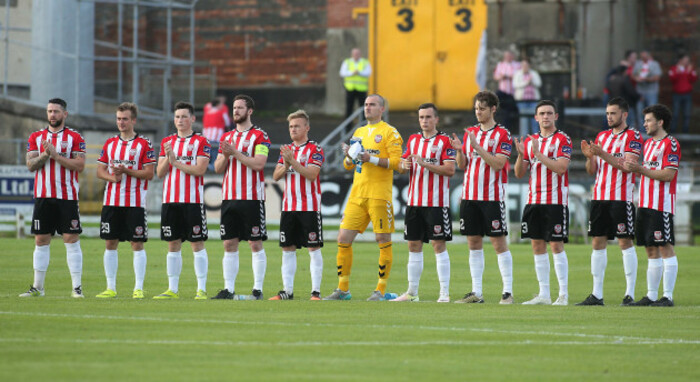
left=376, top=242, right=393, bottom=294
left=337, top=243, right=353, bottom=291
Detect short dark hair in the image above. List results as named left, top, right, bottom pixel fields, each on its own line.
left=607, top=97, right=629, bottom=113
left=366, top=94, right=386, bottom=107
left=174, top=101, right=194, bottom=116
left=48, top=98, right=67, bottom=110
left=474, top=91, right=499, bottom=109
left=642, top=104, right=672, bottom=131
left=418, top=102, right=438, bottom=116
left=624, top=49, right=636, bottom=60
left=234, top=94, right=255, bottom=110
left=117, top=102, right=138, bottom=118
left=211, top=98, right=221, bottom=107
left=535, top=99, right=557, bottom=114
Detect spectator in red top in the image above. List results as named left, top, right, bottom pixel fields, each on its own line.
left=203, top=97, right=231, bottom=170
left=668, top=54, right=698, bottom=134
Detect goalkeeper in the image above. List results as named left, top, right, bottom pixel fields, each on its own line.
left=323, top=94, right=403, bottom=301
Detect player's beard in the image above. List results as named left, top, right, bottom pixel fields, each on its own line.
left=233, top=114, right=248, bottom=124
left=48, top=118, right=63, bottom=128
left=608, top=118, right=623, bottom=129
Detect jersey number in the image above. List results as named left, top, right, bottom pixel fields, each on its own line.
left=162, top=226, right=172, bottom=237
left=455, top=8, right=472, bottom=32
left=397, top=8, right=414, bottom=32
left=101, top=222, right=110, bottom=234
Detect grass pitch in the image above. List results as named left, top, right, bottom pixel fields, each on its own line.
left=0, top=238, right=698, bottom=381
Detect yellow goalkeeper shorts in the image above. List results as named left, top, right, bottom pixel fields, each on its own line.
left=340, top=198, right=395, bottom=234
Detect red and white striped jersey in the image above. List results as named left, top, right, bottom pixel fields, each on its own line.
left=277, top=140, right=324, bottom=211
left=592, top=127, right=643, bottom=201
left=402, top=131, right=455, bottom=207
left=220, top=125, right=271, bottom=201
left=159, top=133, right=211, bottom=204
left=98, top=134, right=156, bottom=207
left=639, top=135, right=680, bottom=214
left=461, top=125, right=512, bottom=201
left=522, top=130, right=572, bottom=205
left=27, top=127, right=86, bottom=200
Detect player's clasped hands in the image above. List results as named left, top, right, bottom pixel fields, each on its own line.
left=280, top=145, right=295, bottom=167
left=41, top=140, right=57, bottom=158
left=513, top=137, right=526, bottom=156
left=219, top=140, right=237, bottom=158
left=449, top=133, right=462, bottom=150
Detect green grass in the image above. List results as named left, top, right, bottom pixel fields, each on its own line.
left=0, top=238, right=698, bottom=381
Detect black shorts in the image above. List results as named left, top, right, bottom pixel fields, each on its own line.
left=279, top=211, right=324, bottom=248
left=459, top=200, right=508, bottom=237
left=220, top=200, right=267, bottom=241
left=100, top=206, right=148, bottom=242
left=588, top=200, right=635, bottom=239
left=636, top=208, right=674, bottom=246
left=160, top=203, right=208, bottom=242
left=404, top=206, right=453, bottom=243
left=30, top=198, right=82, bottom=235
left=521, top=204, right=569, bottom=243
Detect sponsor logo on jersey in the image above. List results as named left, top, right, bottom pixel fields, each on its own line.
left=668, top=154, right=679, bottom=164
left=177, top=155, right=194, bottom=161
left=261, top=142, right=271, bottom=148
left=146, top=150, right=155, bottom=159
left=111, top=159, right=136, bottom=166
left=629, top=141, right=642, bottom=151
left=446, top=148, right=456, bottom=157
left=203, top=145, right=211, bottom=155
left=500, top=142, right=512, bottom=152
left=561, top=146, right=572, bottom=154
left=311, top=153, right=323, bottom=161
left=27, top=142, right=31, bottom=151
left=79, top=142, right=86, bottom=151
left=367, top=149, right=380, bottom=155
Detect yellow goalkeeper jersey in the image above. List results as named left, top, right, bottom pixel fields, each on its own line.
left=344, top=120, right=403, bottom=201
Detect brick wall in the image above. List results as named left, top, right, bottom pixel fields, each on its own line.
left=643, top=0, right=700, bottom=106
left=327, top=0, right=368, bottom=28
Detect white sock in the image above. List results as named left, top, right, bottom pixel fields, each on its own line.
left=553, top=251, right=568, bottom=296
left=282, top=250, right=297, bottom=294
left=167, top=251, right=182, bottom=293
left=591, top=249, right=607, bottom=299
left=621, top=247, right=638, bottom=298
left=469, top=249, right=484, bottom=297
left=435, top=250, right=450, bottom=295
left=534, top=254, right=550, bottom=299
left=223, top=251, right=239, bottom=292
left=65, top=241, right=83, bottom=289
left=193, top=249, right=208, bottom=292
left=32, top=245, right=50, bottom=290
left=252, top=249, right=267, bottom=291
left=104, top=249, right=118, bottom=291
left=407, top=251, right=423, bottom=295
left=497, top=251, right=513, bottom=294
left=662, top=256, right=678, bottom=300
left=309, top=249, right=323, bottom=293
left=133, top=250, right=146, bottom=290
left=646, top=258, right=663, bottom=300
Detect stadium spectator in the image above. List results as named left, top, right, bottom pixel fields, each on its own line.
left=392, top=103, right=454, bottom=303
left=211, top=95, right=271, bottom=300
left=603, top=50, right=637, bottom=105
left=340, top=48, right=371, bottom=120
left=269, top=110, right=325, bottom=301
left=668, top=54, right=697, bottom=134
left=20, top=98, right=86, bottom=298
left=154, top=101, right=211, bottom=300
left=493, top=50, right=520, bottom=96
left=622, top=104, right=680, bottom=307
left=202, top=96, right=231, bottom=170
left=512, top=59, right=542, bottom=135
left=606, top=65, right=640, bottom=127
left=514, top=100, right=572, bottom=306
left=449, top=91, right=515, bottom=304
left=95, top=102, right=156, bottom=299
left=323, top=94, right=403, bottom=301
left=577, top=97, right=642, bottom=306
left=632, top=51, right=662, bottom=128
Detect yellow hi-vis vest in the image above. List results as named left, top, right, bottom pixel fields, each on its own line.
left=343, top=58, right=369, bottom=92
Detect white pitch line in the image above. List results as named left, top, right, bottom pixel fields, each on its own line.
left=0, top=337, right=694, bottom=347
left=1, top=310, right=698, bottom=345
